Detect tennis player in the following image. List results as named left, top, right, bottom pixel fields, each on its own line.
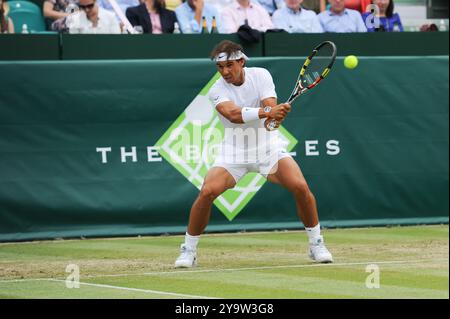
left=175, top=40, right=333, bottom=268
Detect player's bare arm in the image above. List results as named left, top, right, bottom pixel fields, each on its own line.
left=215, top=100, right=291, bottom=124
left=261, top=98, right=291, bottom=126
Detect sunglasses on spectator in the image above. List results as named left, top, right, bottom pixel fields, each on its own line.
left=79, top=3, right=96, bottom=10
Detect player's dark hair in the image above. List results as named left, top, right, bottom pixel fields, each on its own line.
left=210, top=40, right=245, bottom=61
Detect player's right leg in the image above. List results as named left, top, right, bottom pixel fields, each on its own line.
left=175, top=167, right=236, bottom=268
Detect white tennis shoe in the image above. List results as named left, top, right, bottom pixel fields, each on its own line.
left=174, top=244, right=197, bottom=268
left=309, top=236, right=333, bottom=263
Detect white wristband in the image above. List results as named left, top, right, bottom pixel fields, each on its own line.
left=241, top=107, right=260, bottom=123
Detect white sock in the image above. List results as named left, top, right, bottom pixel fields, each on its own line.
left=305, top=223, right=321, bottom=242
left=185, top=232, right=200, bottom=250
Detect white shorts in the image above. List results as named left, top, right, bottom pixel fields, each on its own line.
left=212, top=149, right=292, bottom=183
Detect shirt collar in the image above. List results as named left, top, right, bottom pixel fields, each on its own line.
left=329, top=9, right=349, bottom=16
left=235, top=0, right=254, bottom=10
left=79, top=10, right=101, bottom=25
left=287, top=6, right=302, bottom=15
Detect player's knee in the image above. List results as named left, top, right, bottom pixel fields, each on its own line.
left=292, top=181, right=312, bottom=198
left=199, top=185, right=221, bottom=201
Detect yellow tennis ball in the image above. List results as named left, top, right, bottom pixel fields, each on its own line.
left=344, top=55, right=359, bottom=69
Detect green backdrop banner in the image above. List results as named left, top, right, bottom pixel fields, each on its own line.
left=0, top=57, right=448, bottom=242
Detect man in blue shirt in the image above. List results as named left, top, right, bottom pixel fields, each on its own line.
left=97, top=0, right=139, bottom=22
left=175, top=0, right=221, bottom=33
left=318, top=0, right=367, bottom=33
left=255, top=0, right=285, bottom=15
left=273, top=0, right=323, bottom=33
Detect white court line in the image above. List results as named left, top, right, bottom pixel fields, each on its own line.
left=1, top=258, right=448, bottom=284
left=0, top=278, right=52, bottom=283
left=47, top=279, right=217, bottom=299
left=133, top=258, right=450, bottom=277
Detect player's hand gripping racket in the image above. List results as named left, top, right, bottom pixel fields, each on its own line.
left=266, top=41, right=337, bottom=131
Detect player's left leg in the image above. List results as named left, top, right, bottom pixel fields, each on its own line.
left=266, top=157, right=333, bottom=263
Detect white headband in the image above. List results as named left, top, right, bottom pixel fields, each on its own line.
left=213, top=51, right=249, bottom=62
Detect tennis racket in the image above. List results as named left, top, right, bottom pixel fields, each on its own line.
left=266, top=41, right=337, bottom=131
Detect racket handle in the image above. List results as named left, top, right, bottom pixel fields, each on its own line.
left=266, top=119, right=278, bottom=131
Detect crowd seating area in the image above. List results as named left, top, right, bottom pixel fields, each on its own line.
left=0, top=0, right=448, bottom=34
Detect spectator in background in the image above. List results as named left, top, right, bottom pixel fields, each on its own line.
left=175, top=0, right=222, bottom=33
left=126, top=0, right=177, bottom=33
left=221, top=0, right=274, bottom=33
left=206, top=0, right=234, bottom=11
left=68, top=0, right=121, bottom=33
left=97, top=0, right=140, bottom=22
left=164, top=0, right=182, bottom=11
left=273, top=0, right=323, bottom=33
left=344, top=0, right=371, bottom=13
left=302, top=0, right=326, bottom=14
left=318, top=0, right=366, bottom=32
left=1, top=0, right=14, bottom=33
left=43, top=0, right=78, bottom=30
left=254, top=0, right=285, bottom=15
left=361, top=0, right=403, bottom=32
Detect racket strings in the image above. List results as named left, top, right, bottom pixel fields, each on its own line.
left=287, top=41, right=337, bottom=104
left=302, top=49, right=333, bottom=88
